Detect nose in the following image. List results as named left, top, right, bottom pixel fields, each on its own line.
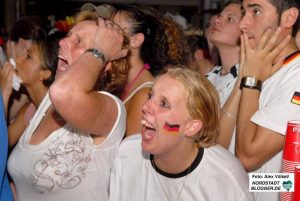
left=239, top=14, right=250, bottom=33
left=142, top=97, right=153, bottom=116
left=213, top=15, right=222, bottom=26
left=58, top=37, right=68, bottom=50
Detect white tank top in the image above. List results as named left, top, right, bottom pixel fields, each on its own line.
left=8, top=91, right=126, bottom=201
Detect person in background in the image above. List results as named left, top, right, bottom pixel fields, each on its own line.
left=0, top=16, right=63, bottom=148
left=205, top=0, right=242, bottom=153
left=7, top=14, right=128, bottom=201
left=110, top=67, right=254, bottom=201
left=111, top=4, right=189, bottom=137
left=221, top=0, right=300, bottom=200
left=204, top=13, right=220, bottom=66
left=186, top=34, right=214, bottom=75
left=76, top=5, right=129, bottom=97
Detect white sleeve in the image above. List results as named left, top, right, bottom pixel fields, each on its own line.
left=251, top=67, right=300, bottom=135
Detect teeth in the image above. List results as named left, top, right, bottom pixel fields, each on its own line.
left=141, top=119, right=155, bottom=129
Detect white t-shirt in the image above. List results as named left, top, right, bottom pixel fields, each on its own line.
left=206, top=64, right=239, bottom=107
left=110, top=134, right=254, bottom=201
left=206, top=64, right=239, bottom=155
left=8, top=91, right=126, bottom=201
left=251, top=51, right=300, bottom=201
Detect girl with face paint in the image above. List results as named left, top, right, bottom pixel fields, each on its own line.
left=110, top=67, right=255, bottom=201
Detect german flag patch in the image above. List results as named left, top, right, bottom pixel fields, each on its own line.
left=291, top=91, right=300, bottom=106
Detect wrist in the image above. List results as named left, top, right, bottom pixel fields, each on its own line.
left=85, top=48, right=107, bottom=63
left=239, top=76, right=262, bottom=91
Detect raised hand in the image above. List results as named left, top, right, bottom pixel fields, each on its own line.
left=91, top=18, right=128, bottom=62
left=240, top=27, right=291, bottom=81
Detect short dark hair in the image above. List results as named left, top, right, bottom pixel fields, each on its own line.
left=268, top=0, right=300, bottom=36
left=223, top=0, right=242, bottom=8
left=186, top=34, right=211, bottom=61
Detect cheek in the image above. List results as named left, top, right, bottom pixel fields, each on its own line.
left=69, top=48, right=86, bottom=64
left=157, top=113, right=183, bottom=136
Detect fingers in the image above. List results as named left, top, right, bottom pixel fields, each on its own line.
left=269, top=34, right=291, bottom=59
left=239, top=35, right=245, bottom=76
left=257, top=28, right=273, bottom=50
left=264, top=27, right=281, bottom=53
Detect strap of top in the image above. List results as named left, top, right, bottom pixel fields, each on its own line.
left=123, top=81, right=153, bottom=104
left=121, top=64, right=150, bottom=101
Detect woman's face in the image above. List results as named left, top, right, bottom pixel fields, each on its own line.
left=13, top=40, right=45, bottom=86
left=208, top=3, right=242, bottom=47
left=57, top=20, right=98, bottom=78
left=141, top=74, right=193, bottom=156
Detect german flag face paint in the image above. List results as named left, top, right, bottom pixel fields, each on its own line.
left=163, top=121, right=180, bottom=135
left=291, top=91, right=300, bottom=106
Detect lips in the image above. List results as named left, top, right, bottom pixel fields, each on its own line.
left=57, top=55, right=68, bottom=72
left=141, top=119, right=156, bottom=142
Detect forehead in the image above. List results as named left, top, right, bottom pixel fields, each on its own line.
left=113, top=12, right=131, bottom=31
left=70, top=20, right=97, bottom=35
left=153, top=75, right=187, bottom=101
left=242, top=0, right=274, bottom=9
left=222, top=3, right=242, bottom=15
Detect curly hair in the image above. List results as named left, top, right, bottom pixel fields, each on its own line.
left=74, top=10, right=129, bottom=97
left=112, top=4, right=189, bottom=76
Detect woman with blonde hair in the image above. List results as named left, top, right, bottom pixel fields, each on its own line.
left=110, top=67, right=254, bottom=201
left=7, top=11, right=128, bottom=201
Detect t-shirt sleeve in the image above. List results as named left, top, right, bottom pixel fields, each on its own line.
left=251, top=68, right=300, bottom=135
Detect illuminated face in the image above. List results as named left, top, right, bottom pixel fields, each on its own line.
left=239, top=0, right=279, bottom=48
left=13, top=40, right=45, bottom=86
left=209, top=3, right=242, bottom=47
left=57, top=20, right=97, bottom=78
left=141, top=74, right=193, bottom=156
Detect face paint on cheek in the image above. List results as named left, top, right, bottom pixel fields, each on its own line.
left=162, top=121, right=180, bottom=135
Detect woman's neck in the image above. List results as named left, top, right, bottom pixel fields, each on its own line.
left=128, top=55, right=145, bottom=81
left=26, top=84, right=48, bottom=108
left=218, top=45, right=240, bottom=74
left=153, top=142, right=199, bottom=174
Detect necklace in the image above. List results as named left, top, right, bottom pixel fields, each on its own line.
left=150, top=158, right=192, bottom=201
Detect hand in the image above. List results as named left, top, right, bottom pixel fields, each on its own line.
left=0, top=61, right=14, bottom=98
left=92, top=18, right=128, bottom=62
left=240, top=27, right=290, bottom=81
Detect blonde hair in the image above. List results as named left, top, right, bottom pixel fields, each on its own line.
left=74, top=10, right=129, bottom=97
left=157, top=66, right=220, bottom=147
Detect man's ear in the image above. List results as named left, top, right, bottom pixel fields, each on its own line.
left=280, top=7, right=299, bottom=29
left=130, top=33, right=145, bottom=48
left=184, top=119, right=203, bottom=137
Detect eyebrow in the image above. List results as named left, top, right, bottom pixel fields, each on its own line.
left=246, top=3, right=262, bottom=9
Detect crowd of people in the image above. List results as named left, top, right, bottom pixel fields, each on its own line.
left=0, top=0, right=299, bottom=201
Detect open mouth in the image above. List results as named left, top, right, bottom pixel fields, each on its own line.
left=57, top=55, right=69, bottom=72
left=141, top=119, right=156, bottom=141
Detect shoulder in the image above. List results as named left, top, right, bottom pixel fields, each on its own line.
left=201, top=145, right=252, bottom=198
left=118, top=134, right=142, bottom=154
left=99, top=91, right=126, bottom=116
left=206, top=65, right=222, bottom=76
left=124, top=82, right=153, bottom=105
left=203, top=145, right=248, bottom=180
